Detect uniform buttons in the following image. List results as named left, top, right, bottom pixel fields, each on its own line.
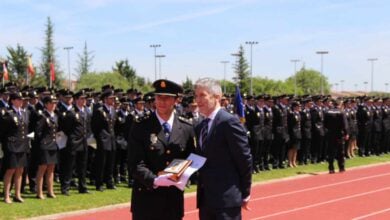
left=150, top=146, right=155, bottom=150
left=166, top=150, right=171, bottom=154
left=138, top=188, right=142, bottom=191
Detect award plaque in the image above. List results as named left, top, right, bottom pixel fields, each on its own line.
left=159, top=159, right=193, bottom=182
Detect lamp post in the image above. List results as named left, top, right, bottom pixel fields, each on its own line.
left=155, top=54, right=166, bottom=79
left=367, top=58, right=378, bottom=92
left=290, top=59, right=300, bottom=96
left=245, top=41, right=258, bottom=95
left=220, top=61, right=229, bottom=93
left=316, top=51, right=329, bottom=95
left=63, top=46, right=74, bottom=90
left=150, top=44, right=161, bottom=81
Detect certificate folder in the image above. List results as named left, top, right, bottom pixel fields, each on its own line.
left=159, top=159, right=192, bottom=182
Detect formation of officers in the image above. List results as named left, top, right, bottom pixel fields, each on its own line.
left=0, top=80, right=390, bottom=204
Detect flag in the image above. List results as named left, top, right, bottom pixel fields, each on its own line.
left=50, top=62, right=55, bottom=81
left=27, top=57, right=35, bottom=76
left=234, top=85, right=245, bottom=124
left=2, top=63, right=9, bottom=81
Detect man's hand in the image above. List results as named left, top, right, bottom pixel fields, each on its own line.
left=242, top=195, right=252, bottom=211
left=153, top=174, right=177, bottom=188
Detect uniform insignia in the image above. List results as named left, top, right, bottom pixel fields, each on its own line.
left=1, top=109, right=5, bottom=115
left=178, top=116, right=192, bottom=125
left=118, top=117, right=123, bottom=122
left=76, top=113, right=79, bottom=120
left=295, top=115, right=298, bottom=120
left=150, top=133, right=158, bottom=144
left=161, top=81, right=166, bottom=88
left=46, top=118, right=50, bottom=124
left=266, top=112, right=269, bottom=117
left=103, top=111, right=107, bottom=118
left=367, top=112, right=370, bottom=116
left=257, top=112, right=260, bottom=117
left=38, top=110, right=43, bottom=115
left=63, top=112, right=66, bottom=117
left=13, top=116, right=18, bottom=123
left=194, top=136, right=197, bottom=148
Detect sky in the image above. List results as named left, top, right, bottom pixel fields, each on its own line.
left=1, top=0, right=390, bottom=92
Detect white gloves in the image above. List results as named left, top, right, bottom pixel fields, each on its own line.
left=153, top=174, right=181, bottom=189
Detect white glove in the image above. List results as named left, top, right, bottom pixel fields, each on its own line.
left=153, top=174, right=177, bottom=188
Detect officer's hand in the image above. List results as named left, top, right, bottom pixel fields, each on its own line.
left=153, top=174, right=176, bottom=188
left=242, top=195, right=252, bottom=211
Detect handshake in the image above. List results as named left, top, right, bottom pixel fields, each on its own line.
left=153, top=174, right=183, bottom=189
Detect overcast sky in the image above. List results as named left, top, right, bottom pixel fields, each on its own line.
left=1, top=0, right=390, bottom=91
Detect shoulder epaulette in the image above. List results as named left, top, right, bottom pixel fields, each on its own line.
left=1, top=108, right=6, bottom=116
left=134, top=114, right=150, bottom=123
left=178, top=116, right=193, bottom=125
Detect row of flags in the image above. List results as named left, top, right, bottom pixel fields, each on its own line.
left=2, top=58, right=55, bottom=81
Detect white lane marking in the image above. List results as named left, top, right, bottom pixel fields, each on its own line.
left=251, top=186, right=390, bottom=220
left=352, top=207, right=390, bottom=220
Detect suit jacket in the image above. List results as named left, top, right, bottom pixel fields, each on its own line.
left=128, top=112, right=195, bottom=219
left=195, top=109, right=252, bottom=209
left=61, top=105, right=90, bottom=152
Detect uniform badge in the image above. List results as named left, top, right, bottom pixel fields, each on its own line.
left=367, top=112, right=370, bottom=116
left=76, top=113, right=79, bottom=120
left=13, top=116, right=18, bottom=124
left=161, top=81, right=166, bottom=88
left=103, top=111, right=107, bottom=118
left=295, top=115, right=299, bottom=120
left=150, top=133, right=158, bottom=144
left=118, top=117, right=122, bottom=122
left=46, top=118, right=50, bottom=124
left=63, top=112, right=66, bottom=117
left=257, top=112, right=260, bottom=117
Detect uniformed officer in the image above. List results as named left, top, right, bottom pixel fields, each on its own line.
left=262, top=95, right=274, bottom=170
left=128, top=79, right=195, bottom=220
left=357, top=97, right=373, bottom=157
left=382, top=98, right=390, bottom=154
left=91, top=89, right=117, bottom=191
left=59, top=90, right=90, bottom=195
left=310, top=96, right=325, bottom=163
left=324, top=99, right=349, bottom=173
left=34, top=95, right=59, bottom=199
left=288, top=101, right=302, bottom=167
left=299, top=97, right=313, bottom=165
left=1, top=92, right=30, bottom=203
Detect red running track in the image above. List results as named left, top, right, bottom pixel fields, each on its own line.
left=55, top=163, right=390, bottom=220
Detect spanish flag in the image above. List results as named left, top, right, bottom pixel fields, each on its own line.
left=2, top=63, right=9, bottom=81
left=50, top=62, right=55, bottom=81
left=27, top=56, right=35, bottom=76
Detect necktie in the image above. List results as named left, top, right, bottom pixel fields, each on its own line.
left=200, top=118, right=211, bottom=150
left=162, top=122, right=171, bottom=141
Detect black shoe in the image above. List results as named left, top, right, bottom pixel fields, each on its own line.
left=106, top=185, right=117, bottom=190
left=339, top=168, right=346, bottom=173
left=329, top=170, right=335, bottom=174
left=128, top=180, right=134, bottom=188
left=96, top=186, right=104, bottom=192
left=61, top=190, right=70, bottom=196
left=79, top=189, right=90, bottom=194
left=264, top=167, right=271, bottom=171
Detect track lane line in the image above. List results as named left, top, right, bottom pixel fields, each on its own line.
left=352, top=208, right=390, bottom=220
left=250, top=186, right=390, bottom=220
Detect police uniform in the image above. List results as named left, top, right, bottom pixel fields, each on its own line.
left=357, top=99, right=373, bottom=156
left=271, top=96, right=289, bottom=169
left=128, top=79, right=195, bottom=220
left=310, top=99, right=325, bottom=163
left=299, top=100, right=312, bottom=165
left=91, top=89, right=117, bottom=191
left=324, top=103, right=349, bottom=173
left=262, top=96, right=273, bottom=170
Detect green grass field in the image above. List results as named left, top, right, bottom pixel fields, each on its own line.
left=1, top=154, right=390, bottom=220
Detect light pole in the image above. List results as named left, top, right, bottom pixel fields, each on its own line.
left=220, top=61, right=229, bottom=93
left=63, top=46, right=74, bottom=90
left=385, top=83, right=389, bottom=93
left=290, top=59, right=300, bottom=95
left=340, top=80, right=345, bottom=92
left=367, top=58, right=378, bottom=92
left=245, top=41, right=258, bottom=95
left=150, top=44, right=161, bottom=81
left=316, top=51, right=329, bottom=95
left=155, top=54, right=166, bottom=79
left=364, top=81, right=368, bottom=93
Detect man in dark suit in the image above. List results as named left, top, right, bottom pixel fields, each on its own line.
left=128, top=79, right=195, bottom=220
left=194, top=78, right=252, bottom=220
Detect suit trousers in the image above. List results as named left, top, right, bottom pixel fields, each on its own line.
left=199, top=206, right=241, bottom=220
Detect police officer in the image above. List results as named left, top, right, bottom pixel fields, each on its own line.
left=299, top=97, right=313, bottom=165
left=357, top=97, right=373, bottom=157
left=1, top=92, right=30, bottom=203
left=324, top=99, right=349, bottom=173
left=310, top=96, right=325, bottom=163
left=128, top=79, right=195, bottom=220
left=271, top=95, right=289, bottom=169
left=59, top=90, right=90, bottom=195
left=288, top=101, right=302, bottom=167
left=262, top=95, right=274, bottom=171
left=91, top=89, right=117, bottom=191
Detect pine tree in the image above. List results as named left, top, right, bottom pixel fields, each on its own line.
left=113, top=59, right=137, bottom=88
left=233, top=45, right=250, bottom=90
left=76, top=41, right=94, bottom=77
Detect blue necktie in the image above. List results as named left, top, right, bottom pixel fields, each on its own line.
left=162, top=122, right=171, bottom=141
left=200, top=118, right=211, bottom=150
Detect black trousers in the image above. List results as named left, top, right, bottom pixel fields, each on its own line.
left=327, top=135, right=345, bottom=171
left=94, top=148, right=115, bottom=188
left=199, top=206, right=241, bottom=220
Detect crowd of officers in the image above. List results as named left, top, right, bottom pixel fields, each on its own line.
left=0, top=81, right=390, bottom=204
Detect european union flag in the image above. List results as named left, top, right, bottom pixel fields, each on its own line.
left=234, top=85, right=245, bottom=124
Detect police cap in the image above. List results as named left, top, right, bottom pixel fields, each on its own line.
left=153, top=79, right=183, bottom=97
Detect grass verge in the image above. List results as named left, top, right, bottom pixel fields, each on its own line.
left=1, top=154, right=389, bottom=220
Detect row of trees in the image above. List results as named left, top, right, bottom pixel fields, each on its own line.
left=1, top=17, right=331, bottom=95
